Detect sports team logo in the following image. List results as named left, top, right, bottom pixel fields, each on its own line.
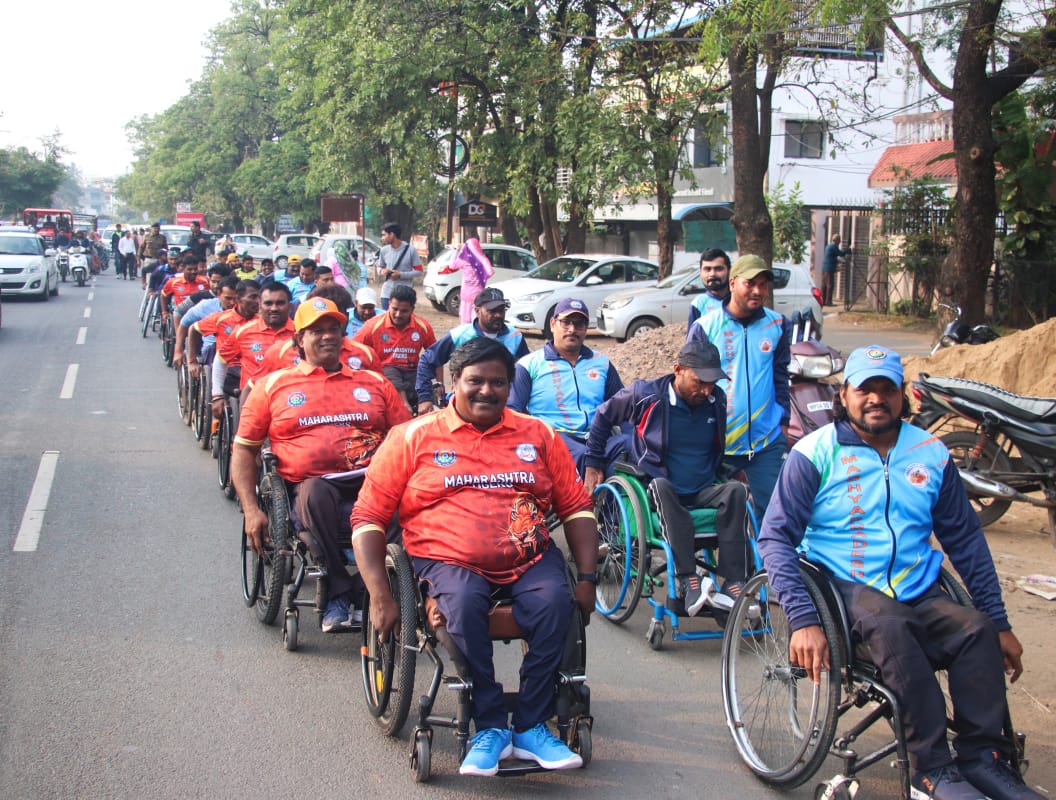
left=411, top=331, right=421, bottom=342
left=433, top=450, right=457, bottom=467
left=759, top=338, right=773, bottom=353
left=381, top=333, right=391, bottom=343
left=515, top=443, right=538, bottom=462
left=587, top=369, right=599, bottom=381
left=312, top=299, right=328, bottom=310
left=223, top=325, right=234, bottom=335
left=353, top=387, right=372, bottom=403
left=904, top=463, right=930, bottom=488
left=867, top=347, right=888, bottom=360
left=251, top=342, right=263, bottom=352
left=287, top=391, right=306, bottom=407
left=347, top=357, right=363, bottom=369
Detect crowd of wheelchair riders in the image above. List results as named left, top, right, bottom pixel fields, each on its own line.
left=129, top=231, right=1038, bottom=797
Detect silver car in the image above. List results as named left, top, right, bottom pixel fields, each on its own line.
left=597, top=263, right=823, bottom=341
left=0, top=228, right=59, bottom=301
left=230, top=234, right=275, bottom=260
left=272, top=233, right=321, bottom=269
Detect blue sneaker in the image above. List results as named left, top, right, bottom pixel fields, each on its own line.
left=321, top=596, right=351, bottom=633
left=511, top=723, right=583, bottom=770
left=459, top=727, right=512, bottom=776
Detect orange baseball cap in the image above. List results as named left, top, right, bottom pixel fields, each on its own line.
left=294, top=297, right=348, bottom=332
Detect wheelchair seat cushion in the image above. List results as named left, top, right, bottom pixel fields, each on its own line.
left=424, top=595, right=525, bottom=640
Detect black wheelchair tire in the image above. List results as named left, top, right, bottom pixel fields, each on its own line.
left=361, top=543, right=417, bottom=736
left=720, top=567, right=841, bottom=788
left=195, top=371, right=212, bottom=449
left=141, top=295, right=157, bottom=338
left=241, top=525, right=262, bottom=606
left=411, top=730, right=431, bottom=783
left=255, top=470, right=291, bottom=625
left=161, top=316, right=175, bottom=366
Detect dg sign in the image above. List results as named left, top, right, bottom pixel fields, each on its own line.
left=459, top=201, right=498, bottom=228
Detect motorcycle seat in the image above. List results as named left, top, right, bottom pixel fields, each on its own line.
left=918, top=374, right=1056, bottom=424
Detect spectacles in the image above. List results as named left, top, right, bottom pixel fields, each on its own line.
left=556, top=316, right=587, bottom=330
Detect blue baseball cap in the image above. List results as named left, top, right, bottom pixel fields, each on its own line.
left=843, top=345, right=904, bottom=388
left=554, top=297, right=589, bottom=320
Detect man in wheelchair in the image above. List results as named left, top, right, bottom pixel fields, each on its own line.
left=231, top=298, right=411, bottom=632
left=758, top=345, right=1037, bottom=800
left=351, top=338, right=599, bottom=777
left=584, top=340, right=751, bottom=617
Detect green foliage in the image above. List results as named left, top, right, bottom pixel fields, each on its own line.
left=768, top=182, right=808, bottom=263
left=0, top=144, right=67, bottom=214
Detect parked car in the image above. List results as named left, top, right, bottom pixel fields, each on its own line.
left=423, top=243, right=538, bottom=315
left=160, top=224, right=217, bottom=258
left=272, top=234, right=321, bottom=269
left=596, top=262, right=823, bottom=341
left=230, top=233, right=275, bottom=260
left=493, top=254, right=659, bottom=335
left=309, top=234, right=381, bottom=273
left=0, top=227, right=59, bottom=301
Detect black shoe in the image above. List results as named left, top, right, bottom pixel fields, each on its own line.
left=678, top=574, right=706, bottom=617
left=911, top=764, right=986, bottom=800
left=958, top=750, right=1044, bottom=800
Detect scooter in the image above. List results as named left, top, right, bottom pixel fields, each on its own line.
left=56, top=248, right=70, bottom=282
left=69, top=245, right=90, bottom=287
left=787, top=309, right=844, bottom=444
left=911, top=372, right=1056, bottom=541
left=930, top=303, right=1000, bottom=355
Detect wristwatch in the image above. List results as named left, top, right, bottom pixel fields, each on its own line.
left=576, top=572, right=599, bottom=584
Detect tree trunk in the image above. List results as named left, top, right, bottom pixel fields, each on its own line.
left=564, top=200, right=587, bottom=254
left=656, top=180, right=675, bottom=279
left=727, top=39, right=774, bottom=265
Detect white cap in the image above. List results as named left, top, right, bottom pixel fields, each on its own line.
left=355, top=287, right=378, bottom=305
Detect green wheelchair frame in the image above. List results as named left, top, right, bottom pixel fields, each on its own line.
left=593, top=463, right=762, bottom=648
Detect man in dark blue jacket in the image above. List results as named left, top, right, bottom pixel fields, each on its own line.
left=584, top=340, right=751, bottom=616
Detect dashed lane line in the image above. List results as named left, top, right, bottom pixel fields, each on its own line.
left=13, top=451, right=60, bottom=552
left=59, top=364, right=79, bottom=399
left=83, top=307, right=91, bottom=319
left=76, top=327, right=87, bottom=345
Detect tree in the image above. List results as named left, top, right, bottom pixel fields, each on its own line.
left=885, top=0, right=1056, bottom=324
left=0, top=145, right=66, bottom=214
left=769, top=182, right=809, bottom=264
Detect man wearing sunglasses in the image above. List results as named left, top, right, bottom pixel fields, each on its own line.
left=415, top=288, right=529, bottom=414
left=509, top=297, right=626, bottom=472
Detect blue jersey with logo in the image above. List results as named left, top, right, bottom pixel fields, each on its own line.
left=509, top=343, right=623, bottom=437
left=687, top=303, right=790, bottom=455
left=688, top=292, right=725, bottom=326
left=415, top=320, right=529, bottom=403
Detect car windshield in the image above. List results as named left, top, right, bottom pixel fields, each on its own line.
left=0, top=236, right=42, bottom=256
left=527, top=257, right=598, bottom=282
left=657, top=268, right=696, bottom=289
left=166, top=230, right=191, bottom=246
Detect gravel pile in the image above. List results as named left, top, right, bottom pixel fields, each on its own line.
left=606, top=323, right=689, bottom=383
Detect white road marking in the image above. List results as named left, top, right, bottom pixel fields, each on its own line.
left=13, top=451, right=60, bottom=552
left=83, top=307, right=91, bottom=319
left=59, top=364, right=79, bottom=399
left=76, top=327, right=87, bottom=345
left=87, top=291, right=95, bottom=301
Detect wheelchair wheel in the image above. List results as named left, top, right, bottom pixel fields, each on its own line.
left=240, top=524, right=262, bottom=606
left=721, top=568, right=841, bottom=788
left=177, top=362, right=191, bottom=424
left=411, top=729, right=431, bottom=783
left=254, top=469, right=292, bottom=625
left=217, top=402, right=236, bottom=499
left=161, top=316, right=175, bottom=366
left=195, top=371, right=212, bottom=450
left=593, top=476, right=647, bottom=624
left=141, top=295, right=157, bottom=338
left=361, top=543, right=417, bottom=737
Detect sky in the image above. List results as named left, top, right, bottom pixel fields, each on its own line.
left=0, top=0, right=234, bottom=180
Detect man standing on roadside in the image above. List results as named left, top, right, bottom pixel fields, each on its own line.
left=686, top=254, right=791, bottom=517
left=821, top=234, right=851, bottom=307
left=187, top=221, right=210, bottom=262
left=376, top=222, right=422, bottom=311
left=111, top=224, right=123, bottom=274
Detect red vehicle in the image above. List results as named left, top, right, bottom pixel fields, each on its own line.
left=175, top=212, right=206, bottom=227
left=22, top=208, right=74, bottom=246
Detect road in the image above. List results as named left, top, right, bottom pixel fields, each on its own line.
left=0, top=277, right=1033, bottom=799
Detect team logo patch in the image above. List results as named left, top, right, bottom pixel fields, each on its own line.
left=381, top=333, right=391, bottom=343
left=223, top=325, right=234, bottom=335
left=515, top=443, right=538, bottom=462
left=411, top=331, right=421, bottom=342
left=353, top=387, right=372, bottom=403
left=433, top=450, right=457, bottom=467
left=759, top=338, right=773, bottom=353
left=587, top=369, right=600, bottom=380
left=867, top=347, right=888, bottom=360
left=347, top=356, right=363, bottom=369
left=312, top=299, right=328, bottom=310
left=251, top=342, right=263, bottom=352
left=287, top=391, right=306, bottom=407
left=904, top=463, right=930, bottom=488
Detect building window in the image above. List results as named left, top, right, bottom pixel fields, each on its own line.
left=784, top=120, right=824, bottom=159
left=693, top=127, right=721, bottom=168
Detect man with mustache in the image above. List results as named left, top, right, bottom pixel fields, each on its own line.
left=687, top=248, right=732, bottom=325
left=509, top=297, right=626, bottom=473
left=758, top=346, right=1037, bottom=800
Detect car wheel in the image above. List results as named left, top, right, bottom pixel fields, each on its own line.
left=276, top=256, right=287, bottom=269
left=50, top=277, right=58, bottom=297
left=38, top=277, right=50, bottom=302
left=626, top=318, right=661, bottom=339
left=443, top=288, right=461, bottom=316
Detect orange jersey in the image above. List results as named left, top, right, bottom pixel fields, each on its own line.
left=351, top=405, right=593, bottom=584
left=219, top=317, right=297, bottom=389
left=257, top=337, right=380, bottom=377
left=235, top=361, right=412, bottom=484
left=161, top=274, right=210, bottom=302
left=352, top=312, right=435, bottom=370
left=194, top=308, right=255, bottom=354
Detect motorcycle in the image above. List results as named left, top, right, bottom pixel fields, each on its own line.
left=56, top=248, right=70, bottom=282
left=911, top=372, right=1056, bottom=541
left=787, top=309, right=844, bottom=444
left=69, top=246, right=90, bottom=287
left=930, top=303, right=1000, bottom=355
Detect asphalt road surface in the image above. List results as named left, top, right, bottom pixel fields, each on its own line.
left=0, top=276, right=967, bottom=799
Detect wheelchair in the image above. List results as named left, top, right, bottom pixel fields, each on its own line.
left=241, top=451, right=364, bottom=651
left=141, top=292, right=161, bottom=338
left=592, top=461, right=761, bottom=648
left=360, top=543, right=592, bottom=783
left=161, top=313, right=176, bottom=367
left=719, top=561, right=1027, bottom=799
left=215, top=367, right=242, bottom=500
left=190, top=352, right=213, bottom=450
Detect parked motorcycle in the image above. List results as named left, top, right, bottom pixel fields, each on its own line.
left=56, top=248, right=70, bottom=282
left=787, top=309, right=844, bottom=444
left=69, top=245, right=90, bottom=287
left=930, top=303, right=1000, bottom=355
left=911, top=372, right=1056, bottom=541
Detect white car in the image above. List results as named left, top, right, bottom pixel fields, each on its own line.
left=309, top=234, right=382, bottom=272
left=0, top=227, right=59, bottom=300
left=423, top=243, right=538, bottom=315
left=272, top=234, right=321, bottom=269
left=230, top=233, right=274, bottom=260
left=493, top=254, right=659, bottom=334
left=596, top=262, right=823, bottom=341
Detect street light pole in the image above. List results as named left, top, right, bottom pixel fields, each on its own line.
left=445, top=81, right=459, bottom=245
